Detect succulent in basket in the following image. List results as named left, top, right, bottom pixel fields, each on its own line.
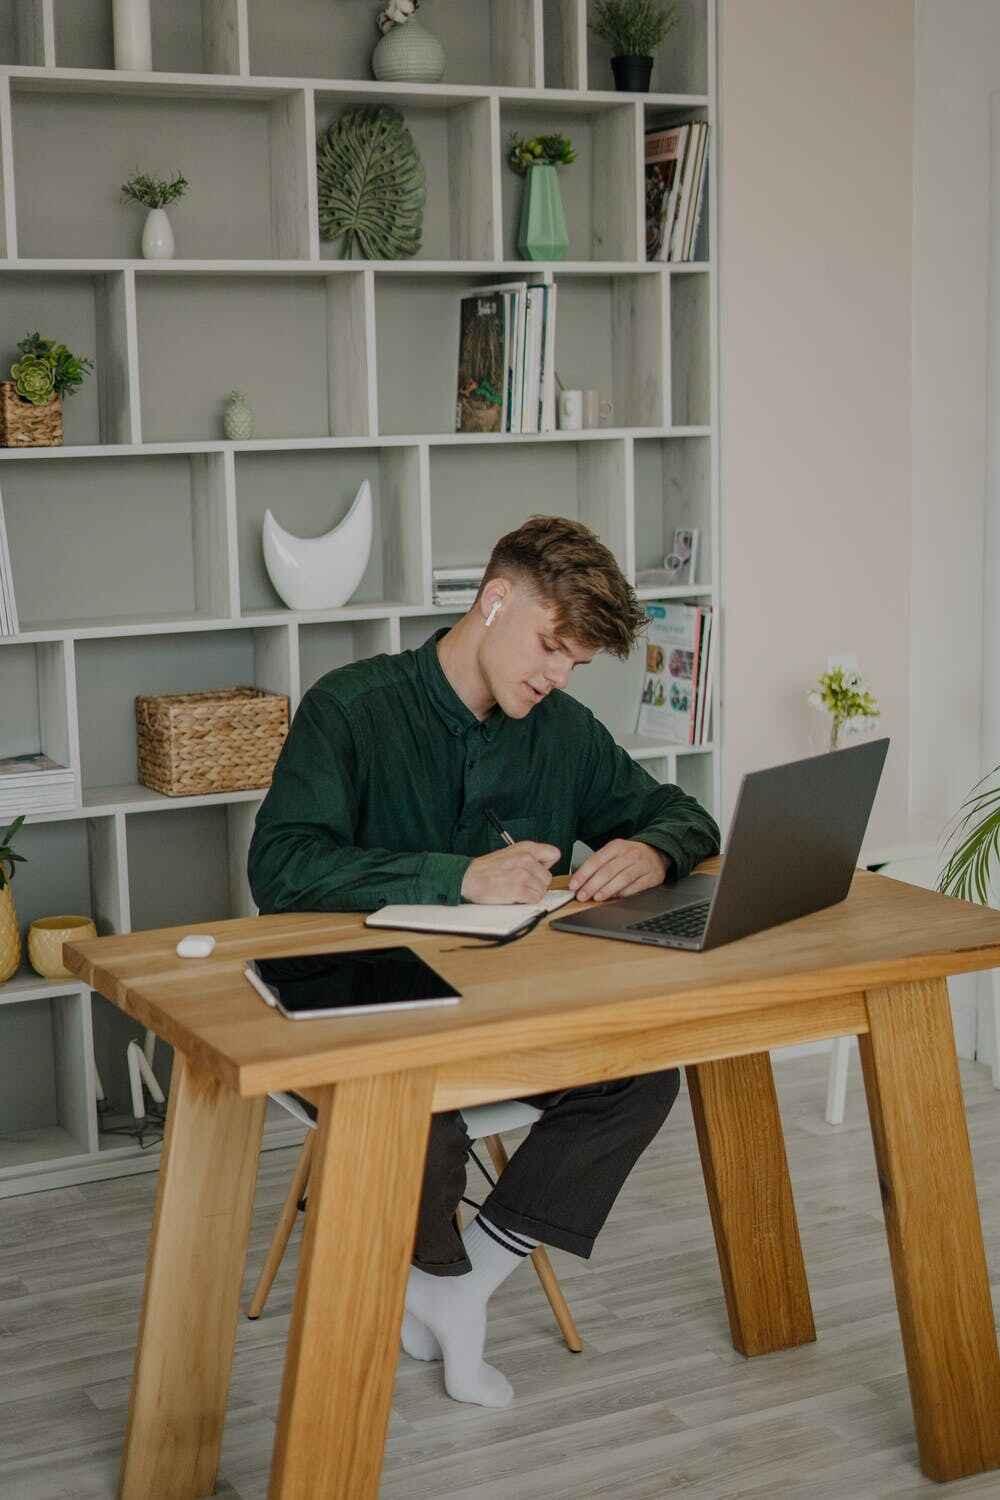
left=589, top=0, right=680, bottom=92
left=10, top=334, right=93, bottom=406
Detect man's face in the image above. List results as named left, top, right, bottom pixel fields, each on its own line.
left=478, top=582, right=595, bottom=718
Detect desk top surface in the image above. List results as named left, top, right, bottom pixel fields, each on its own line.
left=64, top=865, right=1000, bottom=1096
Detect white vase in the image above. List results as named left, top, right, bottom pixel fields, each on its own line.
left=372, top=18, right=446, bottom=83
left=113, top=0, right=153, bottom=70
left=263, top=480, right=373, bottom=611
left=141, top=208, right=175, bottom=260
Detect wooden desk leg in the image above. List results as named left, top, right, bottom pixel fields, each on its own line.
left=687, top=1053, right=815, bottom=1357
left=860, top=979, right=1000, bottom=1482
left=119, top=1055, right=266, bottom=1500
left=268, top=1069, right=435, bottom=1500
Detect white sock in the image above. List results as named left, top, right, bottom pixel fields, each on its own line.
left=401, top=1309, right=440, bottom=1361
left=404, top=1215, right=538, bottom=1407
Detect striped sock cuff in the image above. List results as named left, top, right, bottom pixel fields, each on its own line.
left=477, top=1214, right=539, bottom=1258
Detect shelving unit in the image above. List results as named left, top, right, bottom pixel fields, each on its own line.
left=0, top=0, right=719, bottom=1196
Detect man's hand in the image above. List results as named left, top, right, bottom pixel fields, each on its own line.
left=461, top=842, right=560, bottom=904
left=568, top=840, right=669, bottom=903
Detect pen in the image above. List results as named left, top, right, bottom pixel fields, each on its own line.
left=485, top=807, right=515, bottom=848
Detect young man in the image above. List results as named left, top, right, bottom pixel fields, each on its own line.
left=248, top=515, right=720, bottom=1409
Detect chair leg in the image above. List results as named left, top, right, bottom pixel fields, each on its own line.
left=482, top=1133, right=583, bottom=1353
left=247, top=1132, right=315, bottom=1320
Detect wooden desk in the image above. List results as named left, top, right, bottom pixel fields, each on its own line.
left=66, top=865, right=1000, bottom=1499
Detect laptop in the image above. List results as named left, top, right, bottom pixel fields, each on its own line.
left=551, top=738, right=889, bottom=951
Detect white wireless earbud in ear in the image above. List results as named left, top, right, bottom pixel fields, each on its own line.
left=485, top=601, right=501, bottom=627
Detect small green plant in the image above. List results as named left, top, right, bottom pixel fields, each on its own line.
left=121, top=170, right=189, bottom=210
left=10, top=333, right=93, bottom=405
left=0, top=815, right=26, bottom=890
left=807, top=666, right=880, bottom=752
left=507, top=132, right=577, bottom=175
left=589, top=0, right=679, bottom=56
left=938, top=769, right=1000, bottom=905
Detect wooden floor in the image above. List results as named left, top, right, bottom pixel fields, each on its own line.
left=2, top=1049, right=1000, bottom=1500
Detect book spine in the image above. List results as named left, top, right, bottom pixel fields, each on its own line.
left=682, top=125, right=709, bottom=261
left=669, top=124, right=699, bottom=263
left=686, top=127, right=710, bottom=261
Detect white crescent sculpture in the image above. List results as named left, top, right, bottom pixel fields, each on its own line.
left=262, top=479, right=373, bottom=611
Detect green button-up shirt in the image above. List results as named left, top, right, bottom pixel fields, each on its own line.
left=248, top=629, right=721, bottom=914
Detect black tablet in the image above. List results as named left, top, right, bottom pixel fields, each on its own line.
left=244, top=945, right=461, bottom=1020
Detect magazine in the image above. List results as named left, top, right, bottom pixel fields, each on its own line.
left=637, top=603, right=702, bottom=744
left=645, top=126, right=689, bottom=262
left=455, top=287, right=509, bottom=433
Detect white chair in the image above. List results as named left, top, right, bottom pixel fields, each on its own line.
left=248, top=1092, right=583, bottom=1351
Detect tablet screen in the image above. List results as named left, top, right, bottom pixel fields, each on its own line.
left=248, top=945, right=460, bottom=1015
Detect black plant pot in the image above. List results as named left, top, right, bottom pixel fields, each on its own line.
left=611, top=54, right=653, bottom=92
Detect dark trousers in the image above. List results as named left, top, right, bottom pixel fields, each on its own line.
left=413, top=1068, right=682, bottom=1275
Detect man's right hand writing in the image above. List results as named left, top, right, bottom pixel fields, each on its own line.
left=461, top=842, right=560, bottom=904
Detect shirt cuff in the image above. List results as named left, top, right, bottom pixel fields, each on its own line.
left=632, top=833, right=687, bottom=884
left=418, top=851, right=472, bottom=905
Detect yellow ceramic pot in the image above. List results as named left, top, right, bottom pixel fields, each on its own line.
left=0, top=877, right=19, bottom=983
left=28, top=914, right=97, bottom=980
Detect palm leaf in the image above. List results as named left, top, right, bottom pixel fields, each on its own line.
left=938, top=764, right=1000, bottom=904
left=317, top=106, right=425, bottom=261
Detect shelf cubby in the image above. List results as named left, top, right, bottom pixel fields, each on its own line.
left=6, top=814, right=117, bottom=933
left=0, top=637, right=76, bottom=774
left=499, top=101, right=639, bottom=262
left=52, top=0, right=244, bottom=73
left=315, top=90, right=495, bottom=263
left=374, top=272, right=538, bottom=435
left=633, top=434, right=711, bottom=582
left=553, top=272, right=666, bottom=428
left=250, top=0, right=539, bottom=87
left=643, top=100, right=711, bottom=265
left=1, top=452, right=233, bottom=630
left=429, top=436, right=628, bottom=570
left=135, top=272, right=373, bottom=441
left=299, top=617, right=396, bottom=695
left=670, top=268, right=710, bottom=426
left=399, top=611, right=461, bottom=653
left=73, top=624, right=294, bottom=796
left=0, top=271, right=133, bottom=444
left=0, top=992, right=96, bottom=1170
left=235, top=447, right=425, bottom=615
left=10, top=81, right=309, bottom=260
left=0, top=2, right=47, bottom=67
left=587, top=0, right=709, bottom=95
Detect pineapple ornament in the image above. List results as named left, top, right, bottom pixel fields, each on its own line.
left=0, top=816, right=27, bottom=984
left=223, top=389, right=255, bottom=440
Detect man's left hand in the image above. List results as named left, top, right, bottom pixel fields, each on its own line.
left=568, top=840, right=670, bottom=903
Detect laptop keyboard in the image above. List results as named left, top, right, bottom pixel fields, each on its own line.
left=626, top=900, right=712, bottom=941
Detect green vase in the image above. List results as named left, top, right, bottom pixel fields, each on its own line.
left=517, top=163, right=569, bottom=262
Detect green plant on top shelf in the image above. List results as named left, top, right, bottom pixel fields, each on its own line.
left=10, top=333, right=93, bottom=405
left=507, top=133, right=577, bottom=175
left=121, top=170, right=189, bottom=210
left=0, top=816, right=27, bottom=889
left=589, top=0, right=679, bottom=57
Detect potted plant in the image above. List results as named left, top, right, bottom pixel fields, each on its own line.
left=372, top=0, right=445, bottom=83
left=0, top=333, right=94, bottom=448
left=939, top=768, right=1000, bottom=904
left=590, top=0, right=680, bottom=93
left=508, top=133, right=576, bottom=262
left=121, top=170, right=189, bottom=259
left=806, top=666, right=881, bottom=752
left=0, top=816, right=27, bottom=983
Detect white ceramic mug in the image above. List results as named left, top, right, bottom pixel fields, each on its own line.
left=558, top=389, right=583, bottom=430
left=582, top=389, right=614, bottom=429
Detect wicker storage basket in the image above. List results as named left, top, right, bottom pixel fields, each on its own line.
left=0, top=384, right=63, bottom=447
left=135, top=686, right=289, bottom=797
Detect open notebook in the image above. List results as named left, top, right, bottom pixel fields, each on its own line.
left=365, top=889, right=574, bottom=940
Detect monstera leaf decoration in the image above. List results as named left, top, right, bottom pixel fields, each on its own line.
left=316, top=106, right=425, bottom=260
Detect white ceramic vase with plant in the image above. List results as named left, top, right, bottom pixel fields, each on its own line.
left=121, top=170, right=189, bottom=260
left=372, top=0, right=445, bottom=83
left=807, top=666, right=881, bottom=752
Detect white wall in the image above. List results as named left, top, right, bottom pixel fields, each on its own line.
left=717, top=0, right=914, bottom=846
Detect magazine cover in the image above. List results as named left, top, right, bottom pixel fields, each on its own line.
left=636, top=602, right=701, bottom=743
left=645, top=126, right=689, bottom=261
left=455, top=290, right=506, bottom=432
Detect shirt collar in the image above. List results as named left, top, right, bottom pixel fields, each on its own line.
left=417, top=628, right=505, bottom=741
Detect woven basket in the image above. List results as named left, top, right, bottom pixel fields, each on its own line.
left=135, top=686, right=289, bottom=797
left=0, top=383, right=63, bottom=447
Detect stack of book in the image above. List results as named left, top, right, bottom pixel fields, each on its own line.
left=432, top=565, right=485, bottom=609
left=0, top=752, right=76, bottom=816
left=455, top=282, right=557, bottom=435
left=636, top=602, right=715, bottom=746
left=0, top=490, right=19, bottom=636
left=645, top=122, right=710, bottom=263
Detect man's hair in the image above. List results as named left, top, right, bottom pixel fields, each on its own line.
left=480, top=515, right=646, bottom=660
